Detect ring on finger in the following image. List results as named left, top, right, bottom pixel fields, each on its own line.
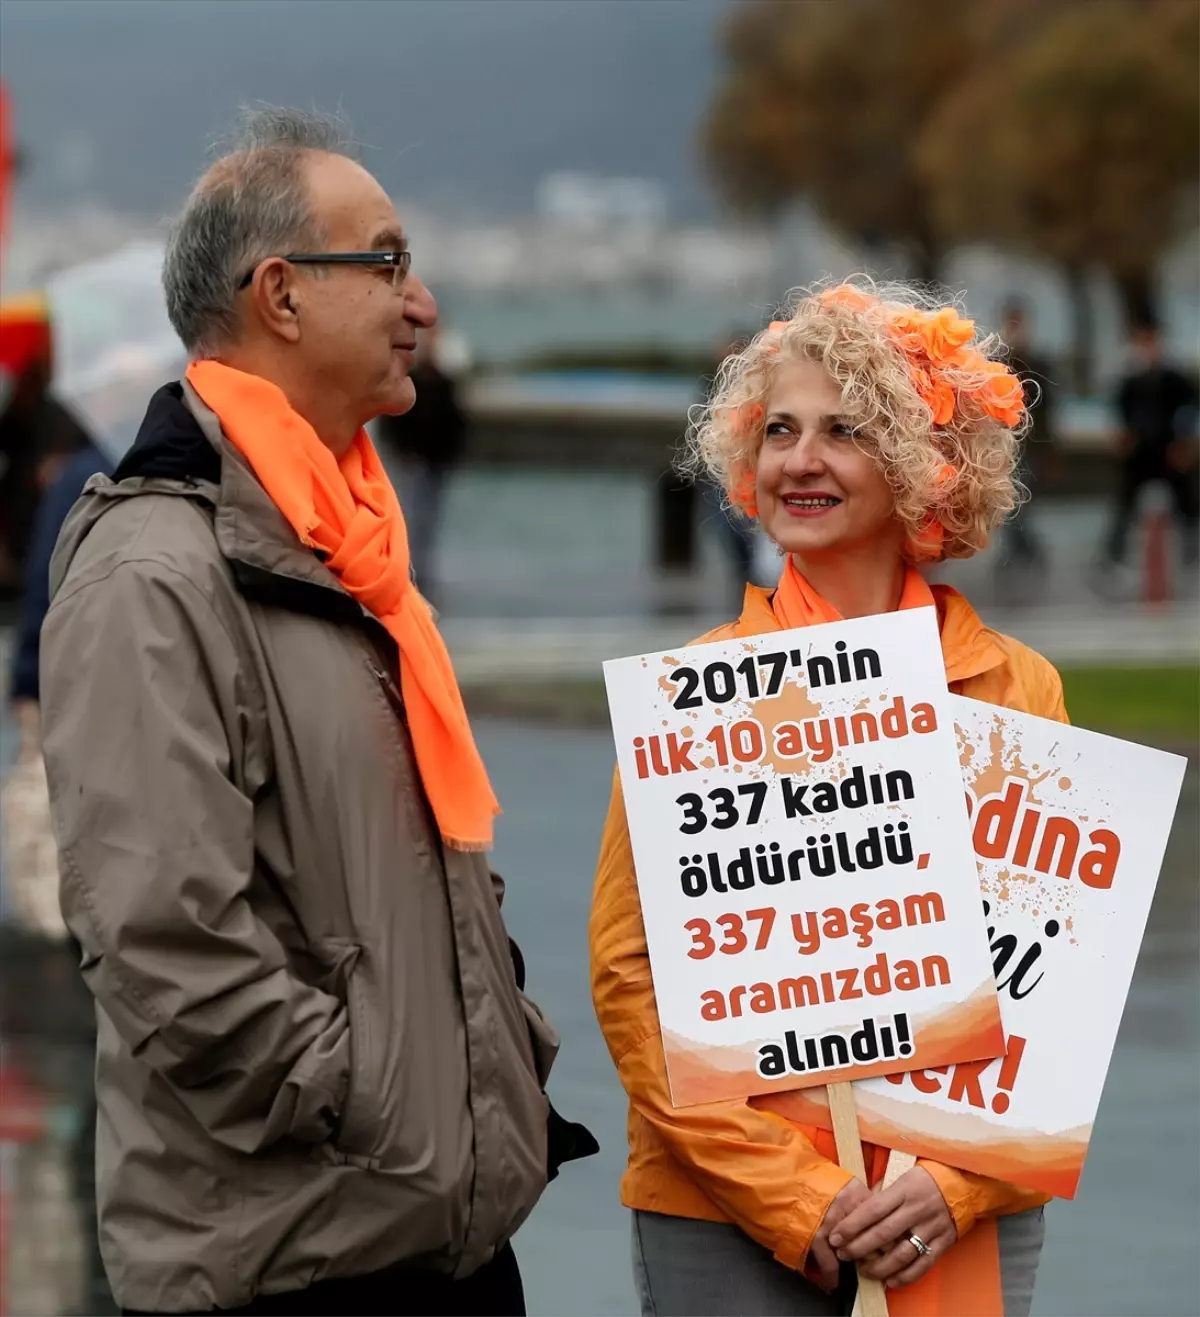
left=907, top=1232, right=932, bottom=1258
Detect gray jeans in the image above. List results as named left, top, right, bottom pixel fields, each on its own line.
left=632, top=1207, right=1045, bottom=1317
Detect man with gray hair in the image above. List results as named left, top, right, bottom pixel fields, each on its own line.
left=38, top=108, right=592, bottom=1317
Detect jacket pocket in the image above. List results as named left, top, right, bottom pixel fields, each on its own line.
left=330, top=949, right=383, bottom=1170
left=520, top=993, right=559, bottom=1089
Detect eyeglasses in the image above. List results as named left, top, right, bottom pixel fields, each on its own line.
left=236, top=249, right=412, bottom=291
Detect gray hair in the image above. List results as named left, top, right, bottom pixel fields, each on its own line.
left=163, top=107, right=360, bottom=356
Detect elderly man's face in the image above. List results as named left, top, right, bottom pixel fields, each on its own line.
left=293, top=153, right=437, bottom=424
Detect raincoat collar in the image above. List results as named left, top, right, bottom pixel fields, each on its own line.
left=734, top=581, right=1006, bottom=687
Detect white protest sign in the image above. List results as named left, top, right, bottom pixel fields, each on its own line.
left=763, top=699, right=1187, bottom=1196
left=603, top=608, right=1004, bottom=1107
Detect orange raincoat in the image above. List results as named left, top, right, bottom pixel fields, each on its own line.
left=591, top=581, right=1065, bottom=1313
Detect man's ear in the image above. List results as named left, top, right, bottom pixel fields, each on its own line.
left=250, top=258, right=302, bottom=344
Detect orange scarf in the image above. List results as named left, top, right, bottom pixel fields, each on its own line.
left=767, top=557, right=1003, bottom=1317
left=187, top=360, right=499, bottom=852
left=772, top=555, right=938, bottom=627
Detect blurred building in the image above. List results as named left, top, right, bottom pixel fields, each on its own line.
left=2, top=197, right=1195, bottom=383
left=535, top=172, right=668, bottom=233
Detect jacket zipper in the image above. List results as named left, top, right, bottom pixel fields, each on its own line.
left=366, top=658, right=408, bottom=725
left=364, top=654, right=442, bottom=856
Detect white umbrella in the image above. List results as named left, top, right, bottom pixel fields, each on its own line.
left=44, top=240, right=186, bottom=465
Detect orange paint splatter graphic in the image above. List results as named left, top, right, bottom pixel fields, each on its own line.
left=959, top=711, right=1119, bottom=934
left=657, top=655, right=682, bottom=699
left=749, top=680, right=825, bottom=777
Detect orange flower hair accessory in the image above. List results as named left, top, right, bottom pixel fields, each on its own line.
left=726, top=406, right=763, bottom=515
left=886, top=304, right=977, bottom=367
left=975, top=359, right=1025, bottom=427
left=820, top=285, right=875, bottom=315
left=734, top=401, right=764, bottom=437
left=908, top=462, right=957, bottom=561
left=764, top=320, right=791, bottom=355
left=910, top=365, right=956, bottom=427
left=818, top=284, right=1025, bottom=431
left=731, top=466, right=758, bottom=517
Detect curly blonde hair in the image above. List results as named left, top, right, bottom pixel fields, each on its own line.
left=683, top=277, right=1030, bottom=562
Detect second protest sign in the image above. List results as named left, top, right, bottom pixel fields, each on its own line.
left=764, top=700, right=1187, bottom=1196
left=604, top=607, right=1004, bottom=1106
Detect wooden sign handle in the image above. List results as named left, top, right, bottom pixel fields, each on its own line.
left=881, top=1148, right=918, bottom=1189
left=848, top=1148, right=922, bottom=1311
left=827, top=1082, right=890, bottom=1317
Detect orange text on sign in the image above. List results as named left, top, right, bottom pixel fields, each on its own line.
left=885, top=1035, right=1027, bottom=1114
left=967, top=777, right=1120, bottom=889
left=632, top=696, right=940, bottom=779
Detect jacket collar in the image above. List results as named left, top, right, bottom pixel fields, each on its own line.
left=107, top=380, right=376, bottom=630
left=931, top=583, right=1007, bottom=685
left=736, top=580, right=1006, bottom=687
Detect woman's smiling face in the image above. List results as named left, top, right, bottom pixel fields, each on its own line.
left=755, top=357, right=902, bottom=560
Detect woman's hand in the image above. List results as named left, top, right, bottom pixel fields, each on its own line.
left=828, top=1166, right=957, bottom=1288
left=809, top=1178, right=873, bottom=1292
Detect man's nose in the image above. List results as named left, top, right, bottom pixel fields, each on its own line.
left=403, top=273, right=438, bottom=329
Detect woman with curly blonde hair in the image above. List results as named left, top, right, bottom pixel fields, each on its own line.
left=591, top=279, right=1066, bottom=1317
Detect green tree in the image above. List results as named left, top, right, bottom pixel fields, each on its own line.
left=705, top=0, right=1196, bottom=388
left=920, top=0, right=1199, bottom=366
left=703, top=0, right=975, bottom=284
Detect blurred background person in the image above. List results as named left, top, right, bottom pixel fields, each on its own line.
left=698, top=472, right=760, bottom=605
left=0, top=76, right=115, bottom=1317
left=655, top=327, right=764, bottom=615
left=0, top=294, right=114, bottom=1317
left=4, top=409, right=110, bottom=936
left=0, top=294, right=94, bottom=602
left=375, top=323, right=467, bottom=601
left=996, top=297, right=1057, bottom=571
left=1100, top=317, right=1199, bottom=570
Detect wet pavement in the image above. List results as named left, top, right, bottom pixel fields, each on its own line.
left=0, top=715, right=1195, bottom=1317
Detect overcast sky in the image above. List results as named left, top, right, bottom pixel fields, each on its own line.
left=1, top=0, right=730, bottom=222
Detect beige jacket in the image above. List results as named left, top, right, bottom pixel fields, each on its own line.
left=40, top=381, right=558, bottom=1312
